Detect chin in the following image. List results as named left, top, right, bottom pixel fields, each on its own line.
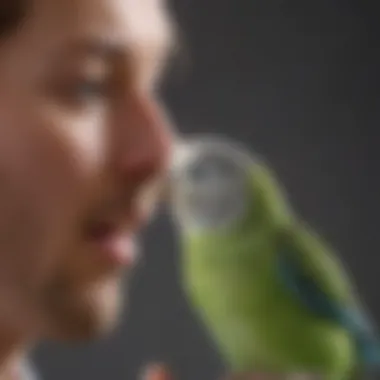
left=45, top=276, right=126, bottom=342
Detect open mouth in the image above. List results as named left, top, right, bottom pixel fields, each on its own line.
left=85, top=220, right=120, bottom=241
left=83, top=212, right=142, bottom=267
left=82, top=181, right=163, bottom=266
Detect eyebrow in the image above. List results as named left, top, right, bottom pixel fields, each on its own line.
left=64, top=35, right=182, bottom=75
left=57, top=27, right=186, bottom=89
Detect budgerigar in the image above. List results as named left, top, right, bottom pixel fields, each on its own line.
left=169, top=136, right=380, bottom=380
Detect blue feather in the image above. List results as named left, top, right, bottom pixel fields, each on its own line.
left=277, top=251, right=380, bottom=367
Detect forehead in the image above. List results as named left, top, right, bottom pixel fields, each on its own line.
left=20, top=0, right=173, bottom=60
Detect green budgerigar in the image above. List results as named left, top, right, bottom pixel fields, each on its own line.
left=169, top=136, right=380, bottom=380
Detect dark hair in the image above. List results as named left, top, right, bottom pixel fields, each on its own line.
left=0, top=0, right=27, bottom=38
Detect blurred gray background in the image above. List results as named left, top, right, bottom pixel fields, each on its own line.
left=33, top=0, right=380, bottom=379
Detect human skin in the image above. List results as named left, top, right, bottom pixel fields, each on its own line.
left=0, top=0, right=175, bottom=377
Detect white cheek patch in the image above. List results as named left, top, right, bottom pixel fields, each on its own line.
left=181, top=180, right=248, bottom=231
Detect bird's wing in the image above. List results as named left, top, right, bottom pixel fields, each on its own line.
left=276, top=223, right=380, bottom=366
left=276, top=223, right=374, bottom=334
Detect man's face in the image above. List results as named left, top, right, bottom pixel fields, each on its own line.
left=0, top=0, right=174, bottom=341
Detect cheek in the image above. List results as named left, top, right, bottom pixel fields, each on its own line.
left=0, top=105, right=106, bottom=282
left=52, top=107, right=108, bottom=174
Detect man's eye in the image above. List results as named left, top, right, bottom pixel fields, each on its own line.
left=74, top=80, right=109, bottom=100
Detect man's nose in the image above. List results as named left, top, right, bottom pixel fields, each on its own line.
left=113, top=93, right=173, bottom=185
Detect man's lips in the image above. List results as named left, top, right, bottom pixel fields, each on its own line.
left=94, top=229, right=138, bottom=266
left=82, top=179, right=165, bottom=266
left=84, top=208, right=146, bottom=266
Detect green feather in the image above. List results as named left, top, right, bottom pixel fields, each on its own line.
left=179, top=163, right=360, bottom=379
